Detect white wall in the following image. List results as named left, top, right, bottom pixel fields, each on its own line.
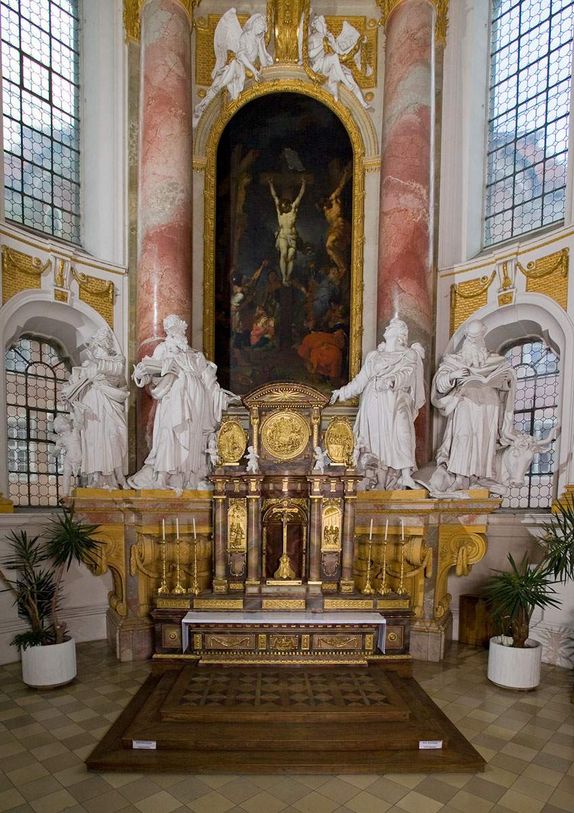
left=0, top=513, right=111, bottom=665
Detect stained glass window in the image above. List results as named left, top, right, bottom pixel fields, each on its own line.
left=1, top=0, right=81, bottom=243
left=5, top=335, right=71, bottom=506
left=485, top=0, right=574, bottom=246
left=502, top=340, right=560, bottom=509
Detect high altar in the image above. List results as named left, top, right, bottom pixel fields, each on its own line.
left=73, top=380, right=498, bottom=667
left=67, top=0, right=503, bottom=667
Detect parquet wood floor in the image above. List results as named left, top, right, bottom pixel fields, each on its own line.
left=86, top=662, right=485, bottom=774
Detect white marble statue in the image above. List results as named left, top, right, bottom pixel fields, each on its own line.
left=305, top=15, right=371, bottom=109
left=206, top=433, right=220, bottom=469
left=61, top=327, right=129, bottom=489
left=193, top=8, right=273, bottom=125
left=52, top=414, right=82, bottom=497
left=312, top=446, right=330, bottom=474
left=245, top=445, right=260, bottom=474
left=330, top=317, right=425, bottom=489
left=128, top=315, right=238, bottom=491
left=430, top=319, right=516, bottom=493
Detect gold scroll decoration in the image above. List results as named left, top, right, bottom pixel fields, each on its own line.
left=123, top=0, right=199, bottom=41
left=449, top=272, right=496, bottom=336
left=261, top=410, right=310, bottom=460
left=270, top=0, right=306, bottom=63
left=517, top=248, right=569, bottom=311
left=86, top=525, right=128, bottom=618
left=322, top=499, right=342, bottom=552
left=377, top=0, right=449, bottom=46
left=217, top=419, right=247, bottom=465
left=71, top=270, right=115, bottom=327
left=497, top=260, right=515, bottom=306
left=434, top=526, right=487, bottom=621
left=2, top=246, right=50, bottom=304
left=227, top=498, right=247, bottom=552
left=324, top=417, right=354, bottom=465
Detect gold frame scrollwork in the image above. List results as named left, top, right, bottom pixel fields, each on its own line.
left=201, top=79, right=365, bottom=386
left=449, top=272, right=496, bottom=336
left=434, top=526, right=487, bottom=621
left=517, top=248, right=569, bottom=311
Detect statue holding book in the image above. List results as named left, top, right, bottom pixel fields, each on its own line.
left=128, top=315, right=238, bottom=491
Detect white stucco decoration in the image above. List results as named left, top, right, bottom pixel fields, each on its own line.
left=128, top=315, right=238, bottom=491
left=193, top=8, right=273, bottom=126
left=61, top=327, right=129, bottom=489
left=305, top=14, right=371, bottom=110
left=429, top=318, right=556, bottom=496
left=330, top=317, right=425, bottom=490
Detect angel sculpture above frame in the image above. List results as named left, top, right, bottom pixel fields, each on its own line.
left=193, top=8, right=273, bottom=126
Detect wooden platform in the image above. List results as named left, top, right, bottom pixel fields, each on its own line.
left=86, top=662, right=485, bottom=774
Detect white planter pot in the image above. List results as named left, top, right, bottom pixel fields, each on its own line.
left=487, top=636, right=542, bottom=690
left=21, top=638, right=77, bottom=688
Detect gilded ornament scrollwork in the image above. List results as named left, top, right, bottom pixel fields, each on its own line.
left=497, top=260, right=515, bottom=306
left=227, top=499, right=247, bottom=551
left=1, top=246, right=50, bottom=304
left=434, top=527, right=487, bottom=621
left=124, top=0, right=200, bottom=41
left=517, top=248, right=569, bottom=310
left=88, top=527, right=127, bottom=617
left=71, top=269, right=115, bottom=327
left=449, top=272, right=496, bottom=336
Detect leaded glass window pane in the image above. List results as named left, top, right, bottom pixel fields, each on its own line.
left=485, top=1, right=574, bottom=246
left=5, top=335, right=71, bottom=507
left=502, top=340, right=560, bottom=509
left=1, top=0, right=80, bottom=243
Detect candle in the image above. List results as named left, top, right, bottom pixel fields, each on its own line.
left=369, top=518, right=373, bottom=540
left=384, top=519, right=388, bottom=540
left=162, top=518, right=165, bottom=542
left=176, top=517, right=179, bottom=538
left=401, top=518, right=405, bottom=541
left=193, top=517, right=197, bottom=539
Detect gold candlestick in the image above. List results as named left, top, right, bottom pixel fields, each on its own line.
left=157, top=519, right=168, bottom=594
left=190, top=528, right=200, bottom=596
left=173, top=518, right=186, bottom=594
left=362, top=534, right=374, bottom=595
left=396, top=538, right=408, bottom=596
left=378, top=538, right=393, bottom=595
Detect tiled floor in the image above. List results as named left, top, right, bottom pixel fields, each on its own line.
left=0, top=642, right=572, bottom=812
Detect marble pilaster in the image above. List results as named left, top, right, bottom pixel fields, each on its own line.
left=377, top=0, right=434, bottom=457
left=136, top=0, right=193, bottom=359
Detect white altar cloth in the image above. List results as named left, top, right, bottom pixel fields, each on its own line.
left=181, top=611, right=386, bottom=653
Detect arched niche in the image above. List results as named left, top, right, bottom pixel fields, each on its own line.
left=201, top=86, right=366, bottom=396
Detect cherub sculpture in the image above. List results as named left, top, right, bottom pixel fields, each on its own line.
left=52, top=413, right=82, bottom=497
left=193, top=8, right=273, bottom=125
left=312, top=446, right=331, bottom=474
left=245, top=445, right=260, bottom=474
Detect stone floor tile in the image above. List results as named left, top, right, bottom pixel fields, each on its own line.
left=238, top=790, right=289, bottom=813
left=134, top=790, right=182, bottom=813
left=187, top=790, right=237, bottom=813
left=291, top=790, right=340, bottom=813
left=344, top=792, right=391, bottom=813
left=395, top=789, right=444, bottom=813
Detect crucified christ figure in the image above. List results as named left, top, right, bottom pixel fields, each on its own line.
left=268, top=178, right=306, bottom=285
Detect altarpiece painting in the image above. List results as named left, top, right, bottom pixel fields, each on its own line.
left=214, top=92, right=354, bottom=396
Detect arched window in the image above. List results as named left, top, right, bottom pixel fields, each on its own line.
left=502, top=339, right=560, bottom=509
left=5, top=335, right=71, bottom=506
left=1, top=0, right=81, bottom=243
left=485, top=0, right=574, bottom=246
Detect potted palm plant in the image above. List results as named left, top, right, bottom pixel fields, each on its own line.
left=0, top=507, right=100, bottom=688
left=485, top=498, right=574, bottom=690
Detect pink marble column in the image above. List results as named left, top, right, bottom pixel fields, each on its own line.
left=137, top=0, right=193, bottom=360
left=377, top=0, right=434, bottom=459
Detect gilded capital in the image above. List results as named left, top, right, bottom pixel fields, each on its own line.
left=124, top=0, right=200, bottom=42
left=377, top=0, right=449, bottom=47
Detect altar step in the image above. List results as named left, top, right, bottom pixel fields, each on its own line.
left=87, top=663, right=485, bottom=774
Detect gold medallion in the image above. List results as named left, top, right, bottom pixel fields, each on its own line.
left=260, top=410, right=310, bottom=460
left=217, top=419, right=247, bottom=465
left=324, top=417, right=354, bottom=465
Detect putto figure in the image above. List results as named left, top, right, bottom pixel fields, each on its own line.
left=61, top=327, right=129, bottom=489
left=128, top=315, right=238, bottom=491
left=330, top=317, right=425, bottom=489
left=193, top=8, right=273, bottom=125
left=52, top=414, right=82, bottom=497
